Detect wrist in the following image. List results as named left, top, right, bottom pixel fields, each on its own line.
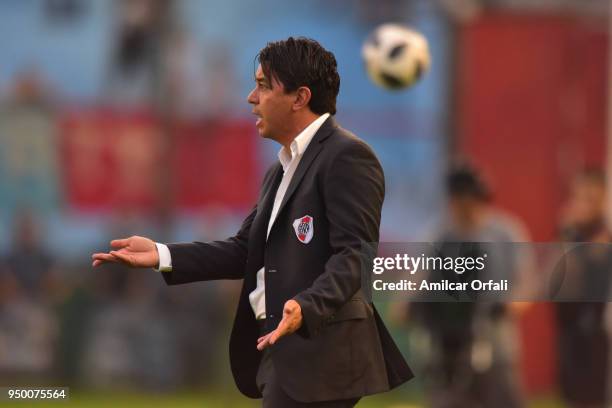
left=154, top=243, right=172, bottom=272
left=154, top=244, right=160, bottom=269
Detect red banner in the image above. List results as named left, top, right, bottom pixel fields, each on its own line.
left=60, top=110, right=257, bottom=211
left=172, top=119, right=258, bottom=209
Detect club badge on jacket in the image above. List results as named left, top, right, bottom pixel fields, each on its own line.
left=293, top=215, right=314, bottom=244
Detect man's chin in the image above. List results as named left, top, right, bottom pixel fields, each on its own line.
left=254, top=122, right=277, bottom=141
left=256, top=126, right=272, bottom=139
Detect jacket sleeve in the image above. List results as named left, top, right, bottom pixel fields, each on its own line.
left=161, top=164, right=281, bottom=285
left=161, top=205, right=257, bottom=285
left=293, top=140, right=384, bottom=337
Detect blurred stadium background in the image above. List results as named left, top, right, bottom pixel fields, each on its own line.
left=0, top=0, right=609, bottom=406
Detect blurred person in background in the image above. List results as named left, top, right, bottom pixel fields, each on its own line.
left=410, top=163, right=531, bottom=408
left=0, top=256, right=58, bottom=381
left=0, top=211, right=62, bottom=382
left=106, top=0, right=236, bottom=118
left=82, top=269, right=181, bottom=390
left=4, top=210, right=58, bottom=303
left=105, top=0, right=168, bottom=108
left=157, top=282, right=224, bottom=388
left=0, top=69, right=59, bottom=217
left=164, top=32, right=237, bottom=119
left=93, top=37, right=413, bottom=407
left=6, top=68, right=54, bottom=108
left=556, top=168, right=611, bottom=408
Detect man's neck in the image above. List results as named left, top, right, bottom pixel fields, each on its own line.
left=280, top=112, right=320, bottom=151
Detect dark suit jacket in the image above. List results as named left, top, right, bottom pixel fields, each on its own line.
left=162, top=116, right=413, bottom=402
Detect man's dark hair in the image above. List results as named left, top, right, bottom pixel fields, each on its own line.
left=257, top=37, right=340, bottom=115
left=447, top=164, right=491, bottom=201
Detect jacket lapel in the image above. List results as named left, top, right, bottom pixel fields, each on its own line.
left=246, top=164, right=283, bottom=276
left=252, top=164, right=283, bottom=238
left=272, top=116, right=337, bottom=227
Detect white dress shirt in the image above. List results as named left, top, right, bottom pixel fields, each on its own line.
left=155, top=113, right=330, bottom=320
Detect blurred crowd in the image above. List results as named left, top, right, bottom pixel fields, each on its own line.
left=0, top=207, right=236, bottom=391
left=0, top=0, right=242, bottom=392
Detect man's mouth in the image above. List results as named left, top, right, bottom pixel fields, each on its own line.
left=253, top=111, right=263, bottom=127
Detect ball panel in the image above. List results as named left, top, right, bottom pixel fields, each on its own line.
left=388, top=43, right=407, bottom=60
left=380, top=71, right=407, bottom=90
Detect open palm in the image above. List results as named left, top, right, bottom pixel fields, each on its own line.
left=92, top=235, right=159, bottom=268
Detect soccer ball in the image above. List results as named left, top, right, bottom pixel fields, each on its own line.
left=362, top=23, right=431, bottom=90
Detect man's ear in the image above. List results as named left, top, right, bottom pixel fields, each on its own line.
left=293, top=86, right=312, bottom=111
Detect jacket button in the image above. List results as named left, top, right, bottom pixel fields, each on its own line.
left=269, top=314, right=275, bottom=319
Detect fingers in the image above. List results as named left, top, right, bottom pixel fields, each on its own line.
left=90, top=250, right=134, bottom=267
left=92, top=258, right=116, bottom=267
left=91, top=252, right=120, bottom=268
left=257, top=332, right=273, bottom=351
left=256, top=303, right=304, bottom=350
left=91, top=238, right=128, bottom=268
left=110, top=250, right=133, bottom=266
left=257, top=333, right=271, bottom=344
left=92, top=259, right=109, bottom=267
left=258, top=318, right=293, bottom=350
left=256, top=311, right=302, bottom=350
left=92, top=253, right=118, bottom=261
left=110, top=238, right=130, bottom=248
left=269, top=321, right=287, bottom=345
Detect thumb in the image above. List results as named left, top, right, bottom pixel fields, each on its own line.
left=110, top=238, right=130, bottom=248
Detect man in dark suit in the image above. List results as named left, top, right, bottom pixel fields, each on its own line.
left=93, top=37, right=413, bottom=407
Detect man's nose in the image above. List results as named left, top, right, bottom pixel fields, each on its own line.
left=247, top=88, right=257, bottom=104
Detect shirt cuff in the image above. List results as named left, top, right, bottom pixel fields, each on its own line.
left=154, top=243, right=172, bottom=272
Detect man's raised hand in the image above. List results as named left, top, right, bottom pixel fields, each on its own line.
left=92, top=235, right=159, bottom=269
